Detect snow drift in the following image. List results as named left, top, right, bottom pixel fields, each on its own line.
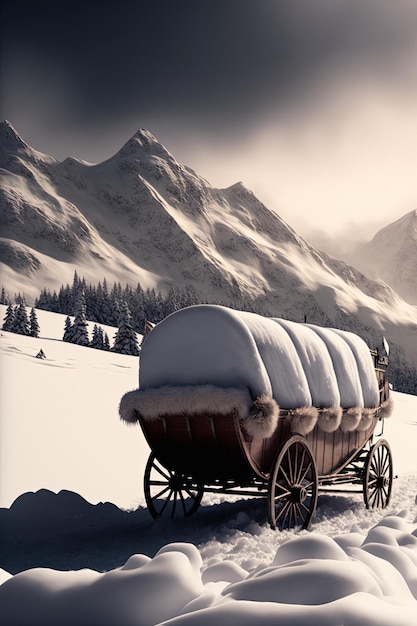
left=1, top=519, right=416, bottom=626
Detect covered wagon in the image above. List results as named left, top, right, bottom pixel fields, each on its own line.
left=119, top=304, right=393, bottom=530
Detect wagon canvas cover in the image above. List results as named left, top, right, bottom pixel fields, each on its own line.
left=120, top=305, right=391, bottom=437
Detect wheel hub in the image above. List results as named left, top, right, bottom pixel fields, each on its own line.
left=169, top=474, right=184, bottom=490
left=290, top=485, right=307, bottom=504
left=376, top=475, right=389, bottom=489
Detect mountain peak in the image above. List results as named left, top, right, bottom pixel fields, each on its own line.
left=118, top=128, right=174, bottom=162
left=0, top=120, right=28, bottom=150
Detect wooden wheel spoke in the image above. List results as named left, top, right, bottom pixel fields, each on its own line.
left=298, top=462, right=313, bottom=485
left=302, top=480, right=315, bottom=491
left=278, top=466, right=292, bottom=487
left=153, top=463, right=171, bottom=481
left=178, top=489, right=187, bottom=515
left=293, top=445, right=299, bottom=482
left=286, top=449, right=295, bottom=484
left=274, top=490, right=292, bottom=501
left=380, top=453, right=390, bottom=476
left=274, top=481, right=291, bottom=493
left=295, top=448, right=306, bottom=484
left=151, top=485, right=171, bottom=501
left=159, top=489, right=174, bottom=515
left=275, top=499, right=291, bottom=524
left=171, top=490, right=178, bottom=517
left=295, top=502, right=307, bottom=525
left=282, top=503, right=293, bottom=529
left=299, top=501, right=311, bottom=515
left=369, top=486, right=379, bottom=508
left=184, top=487, right=199, bottom=500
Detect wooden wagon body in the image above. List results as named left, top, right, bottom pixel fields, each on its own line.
left=120, top=305, right=393, bottom=529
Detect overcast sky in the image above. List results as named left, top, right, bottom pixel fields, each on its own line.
left=1, top=0, right=417, bottom=249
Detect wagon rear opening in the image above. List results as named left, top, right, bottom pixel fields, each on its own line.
left=119, top=304, right=393, bottom=530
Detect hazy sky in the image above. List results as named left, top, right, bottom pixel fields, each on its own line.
left=1, top=0, right=417, bottom=249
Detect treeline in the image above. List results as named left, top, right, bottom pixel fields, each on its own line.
left=1, top=273, right=270, bottom=334
left=1, top=284, right=141, bottom=356
left=33, top=272, right=202, bottom=333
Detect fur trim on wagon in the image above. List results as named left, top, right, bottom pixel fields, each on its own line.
left=357, top=407, right=377, bottom=432
left=317, top=407, right=343, bottom=433
left=339, top=407, right=363, bottom=432
left=377, top=396, right=394, bottom=419
left=242, top=394, right=280, bottom=439
left=289, top=406, right=319, bottom=435
left=119, top=384, right=253, bottom=423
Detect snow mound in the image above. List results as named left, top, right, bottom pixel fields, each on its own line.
left=1, top=516, right=416, bottom=626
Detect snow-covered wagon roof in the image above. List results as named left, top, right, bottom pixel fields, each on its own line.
left=138, top=304, right=380, bottom=410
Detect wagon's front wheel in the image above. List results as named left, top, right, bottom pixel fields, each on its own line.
left=268, top=435, right=318, bottom=531
left=144, top=452, right=204, bottom=519
left=363, top=439, right=393, bottom=509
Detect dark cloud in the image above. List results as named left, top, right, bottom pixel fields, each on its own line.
left=2, top=0, right=417, bottom=141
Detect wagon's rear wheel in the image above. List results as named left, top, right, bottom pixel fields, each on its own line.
left=363, top=439, right=393, bottom=509
left=268, top=435, right=318, bottom=531
left=144, top=452, right=204, bottom=519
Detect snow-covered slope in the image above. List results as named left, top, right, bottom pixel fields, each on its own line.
left=1, top=120, right=417, bottom=391
left=345, top=209, right=417, bottom=305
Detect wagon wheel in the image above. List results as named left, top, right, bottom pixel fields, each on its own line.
left=363, top=439, right=393, bottom=509
left=144, top=452, right=204, bottom=519
left=268, top=435, right=318, bottom=531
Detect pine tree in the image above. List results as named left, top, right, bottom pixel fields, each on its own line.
left=2, top=304, right=15, bottom=331
left=14, top=300, right=30, bottom=335
left=103, top=332, right=110, bottom=351
left=112, top=301, right=140, bottom=355
left=63, top=316, right=74, bottom=342
left=0, top=287, right=10, bottom=305
left=90, top=324, right=106, bottom=350
left=29, top=308, right=40, bottom=337
left=71, top=290, right=89, bottom=346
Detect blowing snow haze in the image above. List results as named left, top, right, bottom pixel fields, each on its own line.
left=0, top=120, right=417, bottom=393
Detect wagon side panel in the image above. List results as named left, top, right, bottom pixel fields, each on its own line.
left=139, top=413, right=258, bottom=484
left=305, top=418, right=378, bottom=476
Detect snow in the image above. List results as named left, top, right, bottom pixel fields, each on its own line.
left=306, top=323, right=365, bottom=408
left=141, top=304, right=379, bottom=411
left=273, top=318, right=341, bottom=407
left=139, top=305, right=273, bottom=399
left=1, top=306, right=417, bottom=625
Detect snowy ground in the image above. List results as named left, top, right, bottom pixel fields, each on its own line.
left=0, top=306, right=416, bottom=625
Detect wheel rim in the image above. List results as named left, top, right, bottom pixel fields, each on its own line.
left=144, top=453, right=203, bottom=518
left=364, top=439, right=393, bottom=509
left=268, top=435, right=318, bottom=531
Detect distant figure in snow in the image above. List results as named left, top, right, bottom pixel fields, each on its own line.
left=36, top=349, right=46, bottom=359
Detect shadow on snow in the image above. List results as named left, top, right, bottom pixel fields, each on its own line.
left=0, top=488, right=364, bottom=575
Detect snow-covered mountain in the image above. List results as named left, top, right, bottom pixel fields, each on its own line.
left=345, top=209, right=417, bottom=305
left=1, top=120, right=417, bottom=391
